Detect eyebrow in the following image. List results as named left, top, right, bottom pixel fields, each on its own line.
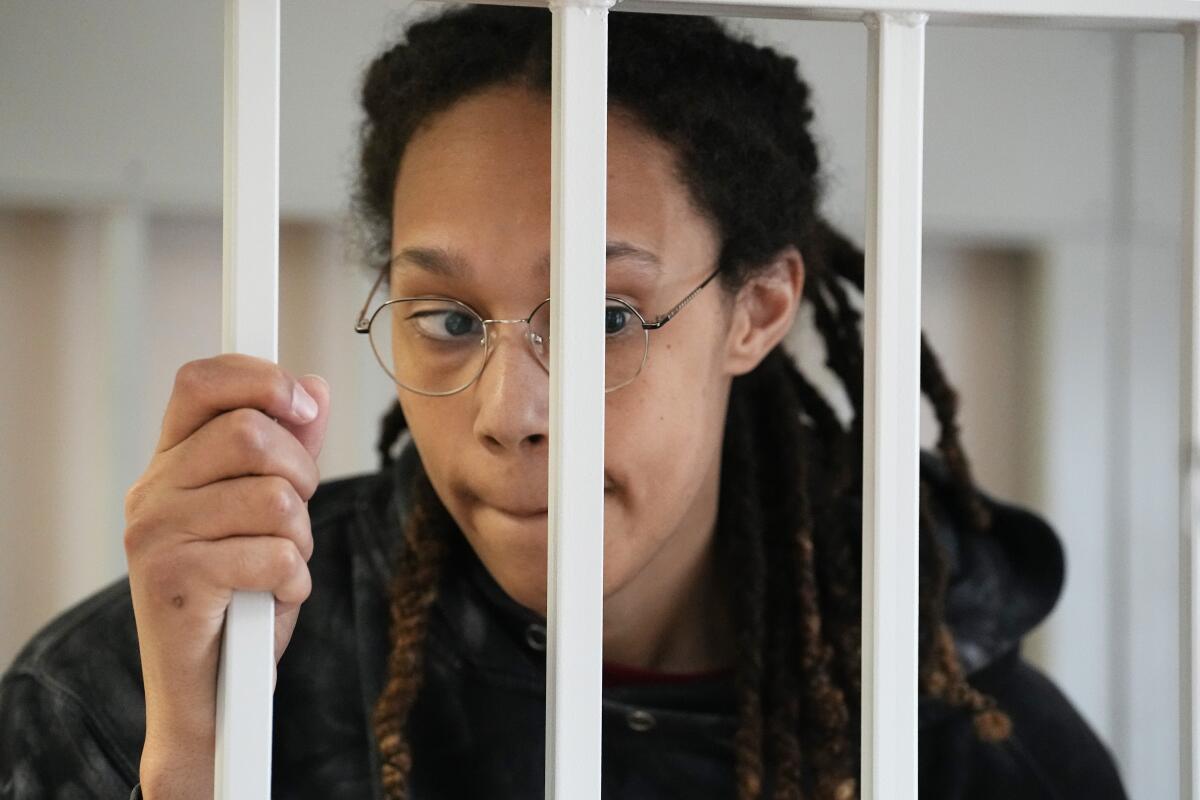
left=390, top=240, right=663, bottom=280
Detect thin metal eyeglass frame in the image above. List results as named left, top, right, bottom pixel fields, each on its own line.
left=353, top=261, right=724, bottom=395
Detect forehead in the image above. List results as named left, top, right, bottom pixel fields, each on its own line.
left=392, top=240, right=665, bottom=283
left=389, top=84, right=719, bottom=279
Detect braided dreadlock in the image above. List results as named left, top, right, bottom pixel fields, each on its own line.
left=355, top=7, right=1011, bottom=798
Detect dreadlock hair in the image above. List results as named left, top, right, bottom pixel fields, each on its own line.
left=356, top=7, right=1011, bottom=799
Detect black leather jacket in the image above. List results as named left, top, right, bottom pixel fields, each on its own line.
left=0, top=439, right=1128, bottom=799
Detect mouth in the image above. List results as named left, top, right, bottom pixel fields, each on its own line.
left=495, top=506, right=548, bottom=518
left=491, top=487, right=614, bottom=519
left=478, top=474, right=616, bottom=516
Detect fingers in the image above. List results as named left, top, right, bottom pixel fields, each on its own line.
left=279, top=374, right=332, bottom=463
left=152, top=407, right=322, bottom=500
left=128, top=354, right=330, bottom=778
left=156, top=355, right=321, bottom=455
left=197, top=536, right=312, bottom=608
left=126, top=476, right=315, bottom=562
left=138, top=535, right=312, bottom=618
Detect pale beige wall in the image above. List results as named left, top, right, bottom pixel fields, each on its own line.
left=0, top=211, right=395, bottom=669
left=919, top=246, right=1038, bottom=508
left=1, top=210, right=79, bottom=670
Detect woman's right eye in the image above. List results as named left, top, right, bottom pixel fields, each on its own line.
left=408, top=310, right=482, bottom=341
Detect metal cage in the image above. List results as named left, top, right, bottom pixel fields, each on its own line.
left=214, top=1, right=1200, bottom=798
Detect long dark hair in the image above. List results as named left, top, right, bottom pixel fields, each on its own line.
left=355, top=7, right=1010, bottom=799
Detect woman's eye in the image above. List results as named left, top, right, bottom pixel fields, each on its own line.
left=605, top=305, right=632, bottom=335
left=409, top=310, right=482, bottom=341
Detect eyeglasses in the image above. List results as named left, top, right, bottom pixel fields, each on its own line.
left=354, top=260, right=723, bottom=396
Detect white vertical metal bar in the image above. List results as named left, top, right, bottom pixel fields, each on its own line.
left=1181, top=22, right=1199, bottom=800
left=545, top=2, right=611, bottom=799
left=860, top=11, right=926, bottom=800
left=215, top=1, right=280, bottom=798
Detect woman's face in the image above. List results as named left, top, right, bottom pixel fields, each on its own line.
left=390, top=83, right=798, bottom=616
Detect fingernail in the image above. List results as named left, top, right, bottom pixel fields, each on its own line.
left=292, top=382, right=318, bottom=422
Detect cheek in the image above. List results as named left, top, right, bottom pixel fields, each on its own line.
left=615, top=307, right=729, bottom=462
left=398, top=393, right=470, bottom=512
left=599, top=367, right=722, bottom=596
left=603, top=348, right=713, bottom=524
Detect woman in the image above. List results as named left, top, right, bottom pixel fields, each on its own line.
left=0, top=5, right=1127, bottom=799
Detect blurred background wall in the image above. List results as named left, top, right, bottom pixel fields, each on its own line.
left=0, top=2, right=1185, bottom=797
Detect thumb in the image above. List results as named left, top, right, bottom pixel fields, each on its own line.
left=277, top=374, right=331, bottom=463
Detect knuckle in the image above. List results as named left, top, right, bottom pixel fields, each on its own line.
left=261, top=477, right=299, bottom=522
left=174, top=359, right=215, bottom=396
left=124, top=497, right=168, bottom=553
left=281, top=562, right=312, bottom=605
left=300, top=461, right=321, bottom=502
left=123, top=477, right=149, bottom=519
left=269, top=538, right=302, bottom=578
left=296, top=515, right=315, bottom=562
left=123, top=513, right=153, bottom=552
left=297, top=570, right=313, bottom=603
left=227, top=408, right=268, bottom=454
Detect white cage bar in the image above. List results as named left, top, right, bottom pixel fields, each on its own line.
left=860, top=12, right=925, bottom=799
left=214, top=1, right=1200, bottom=799
left=215, top=0, right=280, bottom=798
left=544, top=2, right=612, bottom=799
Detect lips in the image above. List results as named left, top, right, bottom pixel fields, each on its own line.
left=477, top=492, right=546, bottom=517
left=494, top=505, right=548, bottom=517
left=474, top=476, right=614, bottom=518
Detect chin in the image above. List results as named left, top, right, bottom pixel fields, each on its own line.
left=463, top=523, right=547, bottom=611
left=467, top=494, right=631, bottom=615
left=491, top=559, right=550, bottom=616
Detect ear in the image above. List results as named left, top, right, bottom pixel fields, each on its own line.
left=723, top=246, right=805, bottom=377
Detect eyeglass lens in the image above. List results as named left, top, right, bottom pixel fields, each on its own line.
left=367, top=298, right=648, bottom=395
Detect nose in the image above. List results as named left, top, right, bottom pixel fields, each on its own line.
left=471, top=322, right=549, bottom=454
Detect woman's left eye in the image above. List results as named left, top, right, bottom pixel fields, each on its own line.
left=605, top=304, right=632, bottom=335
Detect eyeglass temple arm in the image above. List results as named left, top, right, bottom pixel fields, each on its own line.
left=642, top=265, right=723, bottom=330
left=355, top=266, right=389, bottom=334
